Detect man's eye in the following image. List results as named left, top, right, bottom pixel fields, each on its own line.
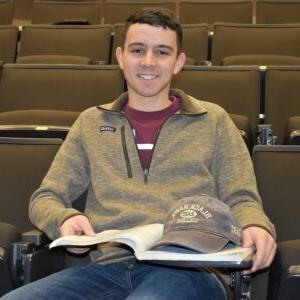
left=157, top=50, right=170, bottom=56
left=131, top=49, right=143, bottom=54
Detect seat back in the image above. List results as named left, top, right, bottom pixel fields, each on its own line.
left=18, top=25, right=112, bottom=64
left=264, top=67, right=300, bottom=144
left=171, top=66, right=260, bottom=139
left=253, top=145, right=300, bottom=242
left=211, top=23, right=300, bottom=65
left=182, top=24, right=209, bottom=64
left=179, top=0, right=253, bottom=29
left=31, top=0, right=103, bottom=25
left=221, top=54, right=300, bottom=66
left=0, top=64, right=125, bottom=112
left=0, top=0, right=13, bottom=25
left=111, top=23, right=209, bottom=65
left=13, top=0, right=33, bottom=22
left=256, top=0, right=300, bottom=24
left=103, top=0, right=177, bottom=24
left=0, top=25, right=19, bottom=63
left=0, top=137, right=62, bottom=232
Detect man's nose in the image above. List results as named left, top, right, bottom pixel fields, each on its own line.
left=141, top=51, right=156, bottom=67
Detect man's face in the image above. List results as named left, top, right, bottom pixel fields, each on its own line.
left=116, top=23, right=185, bottom=102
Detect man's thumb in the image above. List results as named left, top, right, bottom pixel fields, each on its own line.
left=81, top=218, right=95, bottom=236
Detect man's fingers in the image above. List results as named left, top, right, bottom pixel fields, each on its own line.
left=80, top=217, right=96, bottom=236
left=242, top=227, right=277, bottom=274
left=251, top=236, right=266, bottom=272
left=60, top=215, right=95, bottom=236
left=66, top=247, right=91, bottom=254
left=263, top=241, right=277, bottom=269
left=60, top=225, right=76, bottom=236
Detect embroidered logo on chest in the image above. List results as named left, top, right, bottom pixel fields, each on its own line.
left=100, top=125, right=116, bottom=132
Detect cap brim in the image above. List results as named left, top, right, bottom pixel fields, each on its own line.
left=154, top=230, right=229, bottom=253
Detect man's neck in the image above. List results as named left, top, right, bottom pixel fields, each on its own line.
left=127, top=91, right=172, bottom=112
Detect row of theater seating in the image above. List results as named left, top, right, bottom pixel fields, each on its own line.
left=3, top=0, right=300, bottom=27
left=1, top=22, right=300, bottom=66
left=0, top=63, right=300, bottom=148
left=1, top=140, right=300, bottom=299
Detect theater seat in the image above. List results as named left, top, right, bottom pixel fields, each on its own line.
left=18, top=25, right=112, bottom=65
left=171, top=65, right=260, bottom=149
left=221, top=54, right=300, bottom=66
left=0, top=64, right=124, bottom=139
left=31, top=0, right=103, bottom=25
left=253, top=145, right=300, bottom=300
left=211, top=23, right=300, bottom=66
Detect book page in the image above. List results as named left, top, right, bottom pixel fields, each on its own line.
left=111, top=223, right=164, bottom=252
left=49, top=223, right=164, bottom=253
left=136, top=246, right=254, bottom=263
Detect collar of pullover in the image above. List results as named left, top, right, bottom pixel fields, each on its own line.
left=98, top=89, right=208, bottom=116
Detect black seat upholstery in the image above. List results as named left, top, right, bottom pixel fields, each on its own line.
left=0, top=222, right=22, bottom=296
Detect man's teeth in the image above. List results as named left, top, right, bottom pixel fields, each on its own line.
left=140, top=75, right=156, bottom=80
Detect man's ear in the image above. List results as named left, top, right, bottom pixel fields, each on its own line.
left=173, top=52, right=186, bottom=75
left=115, top=47, right=124, bottom=69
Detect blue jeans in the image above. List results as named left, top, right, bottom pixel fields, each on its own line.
left=2, top=259, right=226, bottom=300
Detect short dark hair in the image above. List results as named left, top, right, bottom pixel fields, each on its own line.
left=122, top=7, right=183, bottom=53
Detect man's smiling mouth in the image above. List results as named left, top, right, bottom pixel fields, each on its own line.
left=139, top=74, right=158, bottom=80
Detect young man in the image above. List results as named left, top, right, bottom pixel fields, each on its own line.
left=2, top=8, right=276, bottom=300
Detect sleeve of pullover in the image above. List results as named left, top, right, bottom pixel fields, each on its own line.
left=29, top=113, right=91, bottom=240
left=210, top=107, right=276, bottom=239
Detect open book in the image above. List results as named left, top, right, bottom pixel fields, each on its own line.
left=50, top=223, right=254, bottom=268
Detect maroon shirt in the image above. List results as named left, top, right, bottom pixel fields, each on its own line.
left=123, top=97, right=180, bottom=170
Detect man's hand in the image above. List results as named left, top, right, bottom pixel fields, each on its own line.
left=60, top=215, right=95, bottom=254
left=242, top=226, right=277, bottom=274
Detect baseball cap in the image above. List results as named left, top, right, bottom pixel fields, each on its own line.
left=155, top=195, right=242, bottom=253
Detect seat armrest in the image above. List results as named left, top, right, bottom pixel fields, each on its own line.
left=22, top=229, right=50, bottom=247
left=268, top=240, right=300, bottom=300
left=10, top=229, right=66, bottom=285
left=22, top=247, right=66, bottom=284
left=0, top=223, right=22, bottom=296
left=0, top=222, right=22, bottom=250
left=231, top=272, right=251, bottom=300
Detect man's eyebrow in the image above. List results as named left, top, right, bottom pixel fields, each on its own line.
left=127, top=43, right=174, bottom=51
left=156, top=45, right=174, bottom=52
left=127, top=42, right=145, bottom=48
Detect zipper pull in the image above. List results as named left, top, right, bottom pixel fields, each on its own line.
left=144, top=168, right=149, bottom=184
